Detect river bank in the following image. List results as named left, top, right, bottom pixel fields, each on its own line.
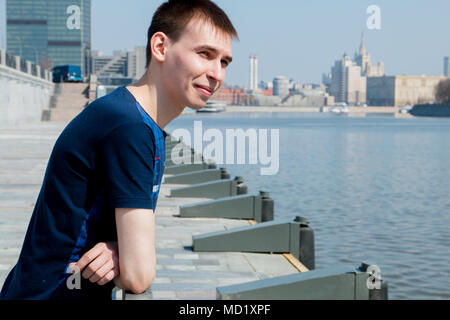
left=184, top=105, right=415, bottom=118
left=166, top=113, right=450, bottom=299
left=224, top=106, right=322, bottom=113
left=188, top=105, right=402, bottom=115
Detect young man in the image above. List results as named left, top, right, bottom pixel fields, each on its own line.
left=0, top=0, right=237, bottom=300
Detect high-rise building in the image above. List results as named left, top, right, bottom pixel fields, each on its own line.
left=0, top=0, right=6, bottom=50
left=92, top=50, right=128, bottom=77
left=273, top=76, right=289, bottom=98
left=327, top=35, right=383, bottom=105
left=444, top=56, right=449, bottom=77
left=127, top=46, right=146, bottom=80
left=249, top=54, right=258, bottom=91
left=91, top=46, right=146, bottom=82
left=6, top=0, right=91, bottom=77
left=322, top=73, right=332, bottom=87
left=329, top=54, right=366, bottom=105
left=354, top=33, right=384, bottom=77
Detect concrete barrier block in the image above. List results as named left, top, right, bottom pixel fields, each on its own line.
left=216, top=263, right=387, bottom=300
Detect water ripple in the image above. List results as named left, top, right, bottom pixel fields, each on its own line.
left=167, top=113, right=450, bottom=299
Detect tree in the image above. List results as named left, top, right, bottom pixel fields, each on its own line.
left=435, top=78, right=450, bottom=104
left=39, top=56, right=53, bottom=71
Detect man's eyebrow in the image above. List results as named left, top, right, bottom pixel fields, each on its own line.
left=195, top=45, right=233, bottom=63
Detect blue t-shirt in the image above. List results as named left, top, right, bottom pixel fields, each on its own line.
left=0, top=86, right=167, bottom=300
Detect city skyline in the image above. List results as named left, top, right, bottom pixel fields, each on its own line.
left=1, top=0, right=450, bottom=86
left=4, top=0, right=91, bottom=77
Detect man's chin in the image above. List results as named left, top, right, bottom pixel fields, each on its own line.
left=187, top=102, right=207, bottom=110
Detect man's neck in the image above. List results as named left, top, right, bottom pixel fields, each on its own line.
left=125, top=71, right=184, bottom=129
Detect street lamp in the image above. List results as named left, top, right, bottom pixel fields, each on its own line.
left=24, top=45, right=39, bottom=64
left=15, top=36, right=22, bottom=58
left=15, top=36, right=39, bottom=63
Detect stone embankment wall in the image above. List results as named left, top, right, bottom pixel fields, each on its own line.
left=0, top=49, right=54, bottom=127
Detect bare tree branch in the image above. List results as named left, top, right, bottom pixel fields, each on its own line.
left=435, top=79, right=450, bottom=104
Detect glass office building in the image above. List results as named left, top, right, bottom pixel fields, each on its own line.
left=6, top=0, right=91, bottom=77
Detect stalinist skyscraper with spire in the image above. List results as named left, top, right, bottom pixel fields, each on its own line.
left=354, top=33, right=384, bottom=77
left=327, top=33, right=385, bottom=105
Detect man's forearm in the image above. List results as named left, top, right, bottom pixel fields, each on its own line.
left=115, top=208, right=157, bottom=294
left=112, top=273, right=153, bottom=294
left=113, top=276, right=127, bottom=291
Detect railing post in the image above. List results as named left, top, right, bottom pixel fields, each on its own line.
left=15, top=56, right=21, bottom=71
left=260, top=191, right=274, bottom=222
left=26, top=61, right=32, bottom=75
left=0, top=50, right=5, bottom=66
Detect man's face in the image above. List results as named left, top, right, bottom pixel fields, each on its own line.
left=162, top=17, right=233, bottom=110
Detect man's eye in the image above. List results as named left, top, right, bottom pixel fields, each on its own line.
left=221, top=60, right=229, bottom=68
left=200, top=51, right=210, bottom=57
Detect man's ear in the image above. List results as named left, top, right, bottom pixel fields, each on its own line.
left=150, top=32, right=169, bottom=63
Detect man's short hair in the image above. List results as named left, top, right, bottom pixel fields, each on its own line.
left=146, top=0, right=238, bottom=68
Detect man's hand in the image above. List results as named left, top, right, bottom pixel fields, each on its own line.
left=69, top=241, right=120, bottom=286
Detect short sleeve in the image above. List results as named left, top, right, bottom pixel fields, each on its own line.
left=98, top=122, right=156, bottom=209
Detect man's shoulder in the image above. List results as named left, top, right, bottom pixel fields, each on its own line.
left=88, top=87, right=135, bottom=114
left=75, top=86, right=142, bottom=130
left=56, top=87, right=143, bottom=148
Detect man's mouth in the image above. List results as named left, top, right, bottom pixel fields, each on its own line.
left=195, top=85, right=213, bottom=97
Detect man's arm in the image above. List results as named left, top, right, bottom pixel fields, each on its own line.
left=113, top=208, right=156, bottom=294
left=72, top=208, right=156, bottom=291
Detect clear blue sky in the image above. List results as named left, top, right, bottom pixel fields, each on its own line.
left=1, top=0, right=450, bottom=86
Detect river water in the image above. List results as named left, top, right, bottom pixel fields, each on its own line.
left=165, top=112, right=450, bottom=300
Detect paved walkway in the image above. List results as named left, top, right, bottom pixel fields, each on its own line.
left=0, top=121, right=64, bottom=286
left=0, top=121, right=298, bottom=299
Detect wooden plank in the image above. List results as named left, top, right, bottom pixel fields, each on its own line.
left=282, top=253, right=309, bottom=273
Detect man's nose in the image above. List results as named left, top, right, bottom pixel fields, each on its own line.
left=206, top=60, right=225, bottom=83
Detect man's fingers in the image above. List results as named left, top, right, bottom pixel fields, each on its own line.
left=81, top=252, right=109, bottom=280
left=88, top=259, right=114, bottom=283
left=96, top=269, right=116, bottom=286
left=110, top=265, right=120, bottom=279
left=68, top=262, right=77, bottom=273
left=73, top=241, right=120, bottom=284
left=76, top=243, right=105, bottom=271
